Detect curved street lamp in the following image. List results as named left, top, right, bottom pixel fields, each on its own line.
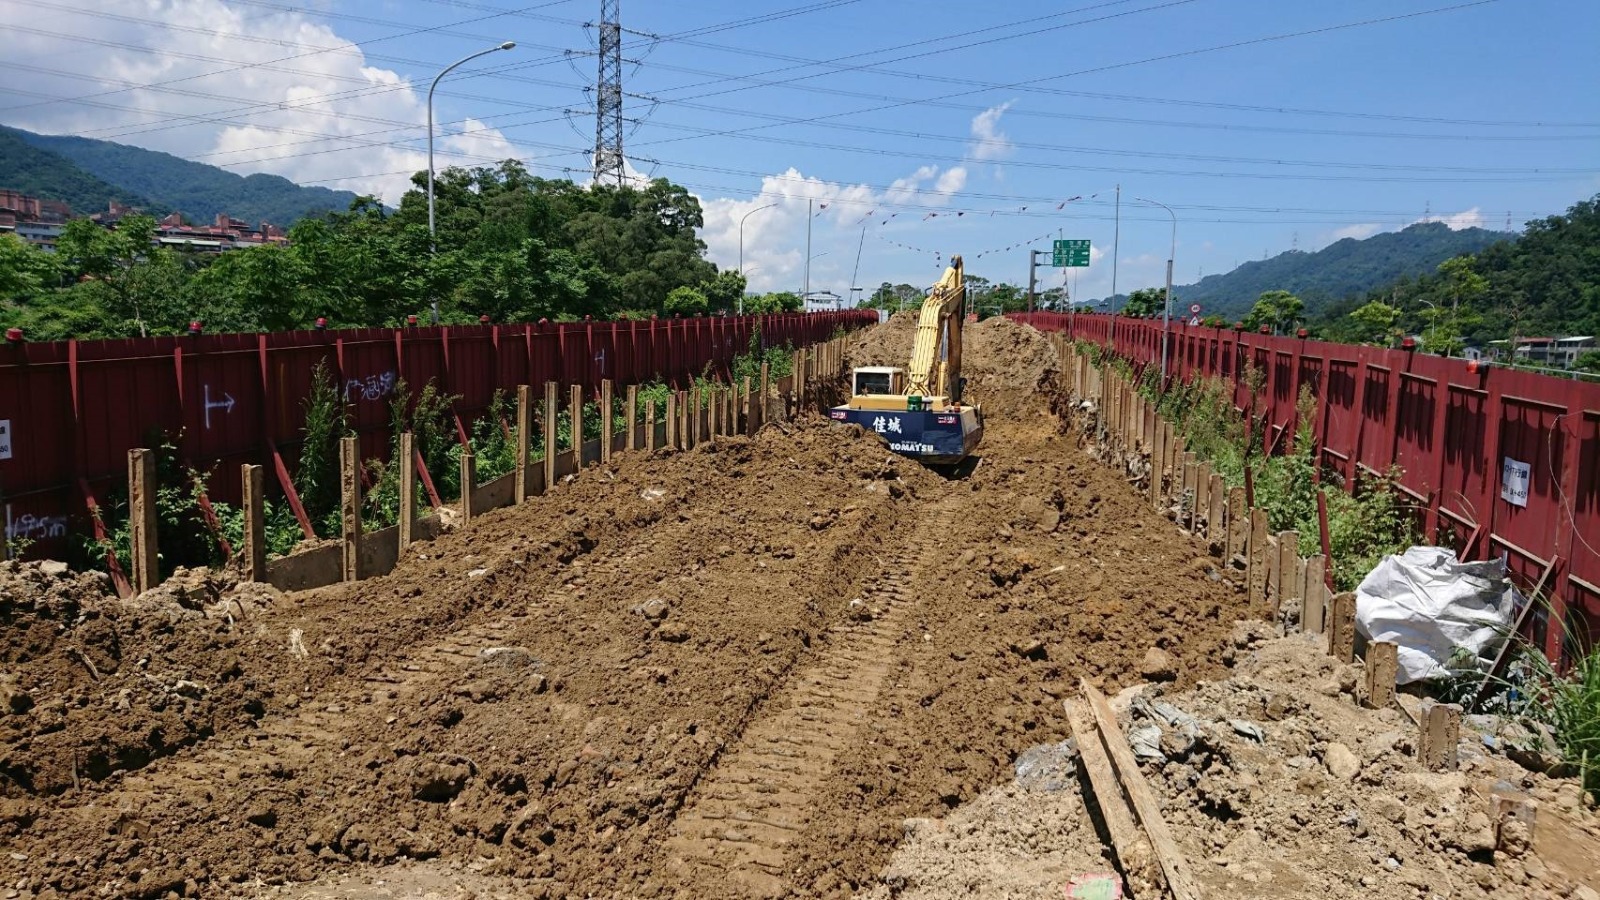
left=737, top=203, right=777, bottom=314
left=427, top=41, right=516, bottom=323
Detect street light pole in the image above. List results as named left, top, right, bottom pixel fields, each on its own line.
left=738, top=202, right=776, bottom=315
left=1137, top=197, right=1178, bottom=385
left=427, top=41, right=515, bottom=324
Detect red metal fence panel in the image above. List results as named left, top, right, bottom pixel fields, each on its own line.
left=1012, top=311, right=1600, bottom=664
left=0, top=311, right=873, bottom=562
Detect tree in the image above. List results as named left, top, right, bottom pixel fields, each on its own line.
left=745, top=291, right=802, bottom=314
left=1574, top=350, right=1600, bottom=374
left=700, top=269, right=746, bottom=312
left=0, top=233, right=54, bottom=300
left=1347, top=300, right=1401, bottom=345
left=1121, top=287, right=1165, bottom=319
left=663, top=285, right=708, bottom=315
left=1243, top=290, right=1305, bottom=335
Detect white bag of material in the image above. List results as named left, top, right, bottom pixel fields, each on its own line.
left=1354, top=546, right=1519, bottom=685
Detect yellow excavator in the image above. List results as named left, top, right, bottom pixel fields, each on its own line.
left=829, top=255, right=984, bottom=465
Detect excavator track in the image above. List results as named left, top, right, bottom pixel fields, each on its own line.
left=659, top=497, right=957, bottom=897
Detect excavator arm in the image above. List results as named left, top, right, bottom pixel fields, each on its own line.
left=903, top=255, right=966, bottom=401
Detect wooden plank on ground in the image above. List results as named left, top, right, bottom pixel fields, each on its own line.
left=1081, top=680, right=1204, bottom=900
left=1065, top=700, right=1153, bottom=899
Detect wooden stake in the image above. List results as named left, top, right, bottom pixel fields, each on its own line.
left=1064, top=700, right=1153, bottom=898
left=691, top=386, right=702, bottom=446
left=625, top=384, right=639, bottom=452
left=1149, top=419, right=1165, bottom=508
left=459, top=451, right=475, bottom=523
left=743, top=376, right=754, bottom=436
left=399, top=432, right=416, bottom=548
left=666, top=391, right=678, bottom=450
left=1207, top=473, right=1225, bottom=548
left=759, top=360, right=770, bottom=429
left=1247, top=508, right=1269, bottom=606
left=1080, top=680, right=1205, bottom=900
left=1366, top=640, right=1399, bottom=710
left=543, top=381, right=558, bottom=490
left=1194, top=461, right=1212, bottom=533
left=339, top=436, right=360, bottom=583
left=1327, top=591, right=1357, bottom=663
left=515, top=385, right=533, bottom=504
left=1226, top=487, right=1247, bottom=563
left=570, top=384, right=584, bottom=469
left=1301, top=554, right=1327, bottom=633
left=645, top=399, right=658, bottom=452
left=128, top=448, right=159, bottom=594
left=1276, top=531, right=1300, bottom=621
left=1419, top=702, right=1461, bottom=771
left=600, top=379, right=614, bottom=464
left=0, top=473, right=8, bottom=562
left=1181, top=455, right=1197, bottom=528
left=240, top=463, right=266, bottom=582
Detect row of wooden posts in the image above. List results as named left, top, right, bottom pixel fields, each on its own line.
left=101, top=335, right=853, bottom=596
left=1056, top=336, right=1465, bottom=773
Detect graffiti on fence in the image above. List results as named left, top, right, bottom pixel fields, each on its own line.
left=5, top=507, right=68, bottom=542
left=203, top=384, right=236, bottom=429
left=344, top=372, right=396, bottom=403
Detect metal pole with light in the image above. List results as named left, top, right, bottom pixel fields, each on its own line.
left=427, top=41, right=515, bottom=324
left=1137, top=197, right=1178, bottom=385
left=738, top=202, right=776, bottom=315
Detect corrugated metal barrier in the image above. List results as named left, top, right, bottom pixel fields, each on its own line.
left=1011, top=311, right=1600, bottom=664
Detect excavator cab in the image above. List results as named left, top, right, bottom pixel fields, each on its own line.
left=851, top=366, right=904, bottom=397
left=829, top=257, right=984, bottom=466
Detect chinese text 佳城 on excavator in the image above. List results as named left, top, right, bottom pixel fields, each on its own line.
left=830, top=255, right=984, bottom=465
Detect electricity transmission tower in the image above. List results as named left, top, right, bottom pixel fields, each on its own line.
left=593, top=0, right=625, bottom=186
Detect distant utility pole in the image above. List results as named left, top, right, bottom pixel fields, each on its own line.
left=593, top=0, right=625, bottom=186
left=1027, top=247, right=1048, bottom=312
left=1111, top=183, right=1121, bottom=310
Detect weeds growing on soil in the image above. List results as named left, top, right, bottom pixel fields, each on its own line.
left=1135, top=369, right=1417, bottom=591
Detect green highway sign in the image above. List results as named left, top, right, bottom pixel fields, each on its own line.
left=1053, top=239, right=1091, bottom=267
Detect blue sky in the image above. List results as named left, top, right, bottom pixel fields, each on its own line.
left=3, top=0, right=1598, bottom=302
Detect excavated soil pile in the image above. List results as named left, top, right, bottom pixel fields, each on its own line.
left=865, top=627, right=1600, bottom=900
left=2, top=315, right=1250, bottom=900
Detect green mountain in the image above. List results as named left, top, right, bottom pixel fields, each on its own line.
left=1, top=125, right=359, bottom=225
left=1158, top=222, right=1511, bottom=321
left=0, top=126, right=166, bottom=216
left=1319, top=194, right=1600, bottom=349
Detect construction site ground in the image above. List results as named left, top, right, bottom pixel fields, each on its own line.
left=2, top=315, right=1595, bottom=899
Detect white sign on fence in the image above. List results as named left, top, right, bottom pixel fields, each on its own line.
left=0, top=419, right=11, bottom=460
left=1500, top=457, right=1530, bottom=508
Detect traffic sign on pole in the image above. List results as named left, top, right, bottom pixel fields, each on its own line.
left=1189, top=303, right=1201, bottom=315
left=1052, top=239, right=1091, bottom=267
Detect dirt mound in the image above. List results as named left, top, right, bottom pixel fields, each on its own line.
left=1, top=422, right=948, bottom=897
left=961, top=316, right=1064, bottom=420
left=863, top=627, right=1600, bottom=900
left=844, top=313, right=1063, bottom=421
left=0, top=561, right=280, bottom=803
left=845, top=310, right=918, bottom=372
left=2, top=317, right=1256, bottom=899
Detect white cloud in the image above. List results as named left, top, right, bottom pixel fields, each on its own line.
left=1433, top=207, right=1485, bottom=230
left=0, top=0, right=527, bottom=204
left=969, top=101, right=1016, bottom=161
left=934, top=166, right=968, bottom=195
left=1332, top=223, right=1383, bottom=241
left=696, top=163, right=969, bottom=294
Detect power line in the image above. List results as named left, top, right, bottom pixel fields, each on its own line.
left=617, top=1, right=1523, bottom=160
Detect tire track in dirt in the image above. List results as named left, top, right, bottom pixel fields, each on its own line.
left=657, top=495, right=959, bottom=898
